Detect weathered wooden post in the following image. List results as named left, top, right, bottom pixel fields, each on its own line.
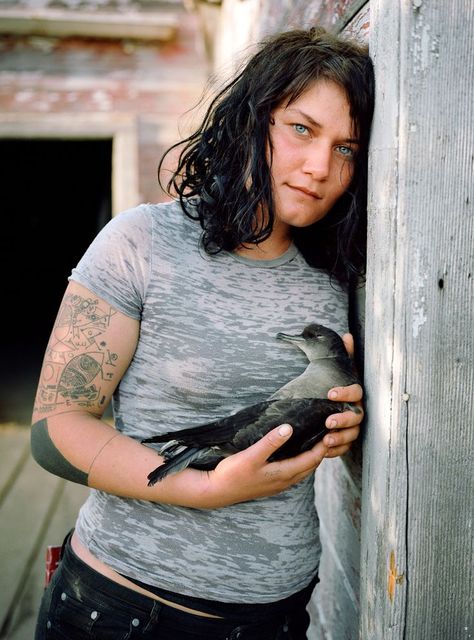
left=361, top=0, right=474, bottom=638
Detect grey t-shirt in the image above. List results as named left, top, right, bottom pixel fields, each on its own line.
left=71, top=200, right=349, bottom=603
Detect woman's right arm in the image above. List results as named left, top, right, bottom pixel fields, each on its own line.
left=31, top=280, right=328, bottom=509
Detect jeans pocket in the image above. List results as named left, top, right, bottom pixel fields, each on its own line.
left=49, top=584, right=138, bottom=640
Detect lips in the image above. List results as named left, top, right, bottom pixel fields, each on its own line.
left=288, top=185, right=323, bottom=199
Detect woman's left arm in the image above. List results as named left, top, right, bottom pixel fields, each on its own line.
left=323, top=333, right=364, bottom=458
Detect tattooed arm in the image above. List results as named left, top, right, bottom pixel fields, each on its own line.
left=30, top=280, right=213, bottom=505
left=31, top=281, right=140, bottom=487
left=31, top=281, right=331, bottom=508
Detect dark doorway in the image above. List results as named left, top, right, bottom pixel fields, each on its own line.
left=0, top=138, right=112, bottom=424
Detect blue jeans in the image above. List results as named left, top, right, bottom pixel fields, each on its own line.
left=35, top=535, right=317, bottom=639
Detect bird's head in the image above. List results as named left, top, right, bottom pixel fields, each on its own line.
left=276, top=323, right=347, bottom=361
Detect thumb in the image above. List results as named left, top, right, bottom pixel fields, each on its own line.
left=342, top=332, right=355, bottom=358
left=247, top=424, right=293, bottom=462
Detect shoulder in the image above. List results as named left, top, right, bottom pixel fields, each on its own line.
left=109, top=200, right=185, bottom=227
left=95, top=200, right=190, bottom=249
left=145, top=199, right=201, bottom=252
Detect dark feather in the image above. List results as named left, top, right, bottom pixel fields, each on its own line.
left=142, top=323, right=358, bottom=485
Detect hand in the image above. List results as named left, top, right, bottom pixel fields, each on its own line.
left=193, top=424, right=328, bottom=509
left=323, top=332, right=364, bottom=458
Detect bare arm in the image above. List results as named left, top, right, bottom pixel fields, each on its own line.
left=31, top=281, right=330, bottom=509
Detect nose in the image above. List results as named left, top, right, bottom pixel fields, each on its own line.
left=302, top=142, right=331, bottom=180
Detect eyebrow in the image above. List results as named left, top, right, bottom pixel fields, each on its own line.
left=285, top=107, right=360, bottom=144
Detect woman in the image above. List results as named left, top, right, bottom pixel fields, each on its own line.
left=32, top=27, right=374, bottom=639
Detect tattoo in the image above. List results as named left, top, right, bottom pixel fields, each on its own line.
left=35, top=293, right=118, bottom=414
left=31, top=419, right=89, bottom=486
left=88, top=433, right=120, bottom=476
left=264, top=467, right=282, bottom=480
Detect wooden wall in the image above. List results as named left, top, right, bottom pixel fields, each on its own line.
left=361, top=0, right=474, bottom=637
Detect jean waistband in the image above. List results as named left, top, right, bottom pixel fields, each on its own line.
left=59, top=534, right=159, bottom=617
left=123, top=572, right=319, bottom=622
left=60, top=530, right=318, bottom=624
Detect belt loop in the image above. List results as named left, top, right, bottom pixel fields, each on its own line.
left=281, top=614, right=291, bottom=637
left=143, top=600, right=162, bottom=632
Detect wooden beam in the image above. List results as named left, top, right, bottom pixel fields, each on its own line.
left=0, top=8, right=178, bottom=41
left=0, top=113, right=139, bottom=215
left=361, top=0, right=474, bottom=637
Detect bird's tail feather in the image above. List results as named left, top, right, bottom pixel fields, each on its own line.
left=147, top=446, right=202, bottom=486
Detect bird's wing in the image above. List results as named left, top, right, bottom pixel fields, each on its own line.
left=160, top=398, right=328, bottom=453
left=141, top=400, right=277, bottom=446
left=143, top=398, right=355, bottom=456
left=231, top=398, right=350, bottom=452
left=266, top=398, right=349, bottom=459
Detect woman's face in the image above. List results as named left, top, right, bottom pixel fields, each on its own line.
left=268, top=79, right=358, bottom=230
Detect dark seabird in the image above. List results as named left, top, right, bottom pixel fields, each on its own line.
left=143, top=323, right=359, bottom=485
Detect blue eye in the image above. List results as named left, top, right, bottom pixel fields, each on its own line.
left=293, top=124, right=309, bottom=135
left=336, top=145, right=355, bottom=158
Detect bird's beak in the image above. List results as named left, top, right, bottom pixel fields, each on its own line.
left=276, top=331, right=305, bottom=344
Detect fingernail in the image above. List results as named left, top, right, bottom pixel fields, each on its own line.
left=278, top=424, right=292, bottom=437
left=326, top=436, right=335, bottom=446
left=326, top=419, right=338, bottom=429
left=329, top=390, right=338, bottom=400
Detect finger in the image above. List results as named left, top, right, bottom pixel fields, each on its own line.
left=287, top=441, right=330, bottom=483
left=328, top=383, right=363, bottom=402
left=323, top=424, right=360, bottom=449
left=245, top=424, right=293, bottom=464
left=324, top=444, right=352, bottom=458
left=342, top=332, right=354, bottom=357
left=326, top=405, right=364, bottom=430
left=275, top=440, right=328, bottom=479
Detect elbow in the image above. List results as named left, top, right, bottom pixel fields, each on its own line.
left=31, top=419, right=89, bottom=486
left=30, top=419, right=48, bottom=469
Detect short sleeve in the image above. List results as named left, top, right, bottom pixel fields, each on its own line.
left=69, top=204, right=152, bottom=319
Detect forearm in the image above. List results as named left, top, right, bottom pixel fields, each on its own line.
left=30, top=413, right=214, bottom=507
left=30, top=412, right=331, bottom=510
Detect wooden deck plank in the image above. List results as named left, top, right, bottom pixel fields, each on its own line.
left=0, top=427, right=29, bottom=504
left=5, top=480, right=89, bottom=640
left=0, top=450, right=61, bottom=635
left=0, top=423, right=90, bottom=638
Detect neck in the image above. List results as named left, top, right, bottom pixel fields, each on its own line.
left=235, top=238, right=292, bottom=261
left=234, top=215, right=292, bottom=261
left=308, top=354, right=339, bottom=361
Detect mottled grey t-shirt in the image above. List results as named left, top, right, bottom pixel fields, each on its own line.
left=71, top=200, right=349, bottom=603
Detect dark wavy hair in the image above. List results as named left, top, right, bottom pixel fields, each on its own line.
left=158, top=27, right=375, bottom=285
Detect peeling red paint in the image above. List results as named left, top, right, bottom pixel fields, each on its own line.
left=0, top=9, right=207, bottom=203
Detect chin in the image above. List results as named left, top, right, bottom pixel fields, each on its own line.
left=281, top=209, right=329, bottom=228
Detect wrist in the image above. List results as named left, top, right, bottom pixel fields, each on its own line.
left=155, top=467, right=224, bottom=510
